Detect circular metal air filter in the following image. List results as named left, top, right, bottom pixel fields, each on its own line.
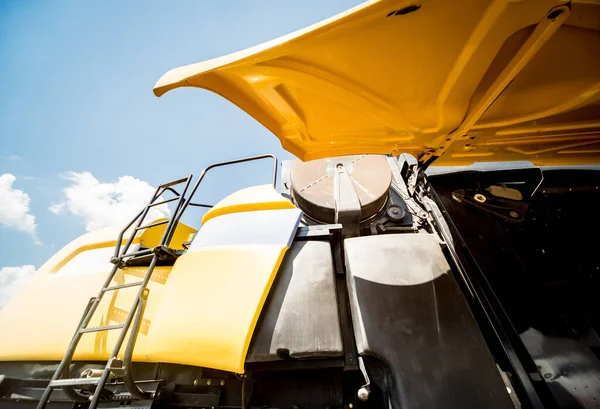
left=290, top=155, right=392, bottom=224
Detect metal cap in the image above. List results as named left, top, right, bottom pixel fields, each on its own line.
left=290, top=155, right=391, bottom=223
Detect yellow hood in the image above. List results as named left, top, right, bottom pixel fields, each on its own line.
left=154, top=0, right=600, bottom=166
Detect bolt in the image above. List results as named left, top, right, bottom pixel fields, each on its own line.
left=349, top=404, right=353, bottom=409
left=193, top=379, right=199, bottom=386
left=509, top=210, right=520, bottom=218
left=358, top=387, right=370, bottom=401
left=220, top=380, right=225, bottom=386
left=207, top=379, right=212, bottom=386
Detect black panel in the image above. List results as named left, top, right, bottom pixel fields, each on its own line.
left=252, top=369, right=343, bottom=408
left=345, top=234, right=513, bottom=409
left=247, top=240, right=343, bottom=363
left=430, top=167, right=600, bottom=409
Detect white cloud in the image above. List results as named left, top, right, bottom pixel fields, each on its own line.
left=5, top=155, right=22, bottom=161
left=48, top=202, right=65, bottom=215
left=0, top=174, right=38, bottom=238
left=0, top=265, right=36, bottom=309
left=50, top=172, right=170, bottom=231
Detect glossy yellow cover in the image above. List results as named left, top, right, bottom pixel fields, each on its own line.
left=202, top=184, right=295, bottom=224
left=145, top=245, right=288, bottom=373
left=0, top=188, right=297, bottom=374
left=154, top=0, right=600, bottom=166
left=0, top=226, right=172, bottom=362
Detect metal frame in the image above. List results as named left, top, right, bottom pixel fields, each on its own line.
left=164, top=153, right=278, bottom=245
left=36, top=154, right=278, bottom=409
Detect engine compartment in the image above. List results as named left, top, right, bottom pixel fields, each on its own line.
left=430, top=165, right=600, bottom=408
left=2, top=157, right=599, bottom=409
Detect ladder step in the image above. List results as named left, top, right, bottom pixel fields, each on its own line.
left=135, top=220, right=169, bottom=231
left=103, top=281, right=144, bottom=292
left=148, top=196, right=179, bottom=208
left=159, top=177, right=189, bottom=188
left=50, top=377, right=102, bottom=387
left=189, top=202, right=213, bottom=208
left=79, top=324, right=125, bottom=334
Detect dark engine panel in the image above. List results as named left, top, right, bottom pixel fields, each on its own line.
left=430, top=166, right=600, bottom=409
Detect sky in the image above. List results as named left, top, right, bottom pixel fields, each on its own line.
left=0, top=0, right=363, bottom=307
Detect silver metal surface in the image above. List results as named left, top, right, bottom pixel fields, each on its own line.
left=290, top=155, right=391, bottom=223
left=357, top=357, right=371, bottom=401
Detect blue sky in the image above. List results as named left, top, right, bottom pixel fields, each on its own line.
left=0, top=0, right=362, bottom=284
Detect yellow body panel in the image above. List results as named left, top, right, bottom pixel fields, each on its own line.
left=154, top=0, right=600, bottom=166
left=0, top=224, right=176, bottom=362
left=138, top=218, right=198, bottom=250
left=0, top=265, right=171, bottom=362
left=0, top=189, right=297, bottom=374
left=202, top=184, right=296, bottom=224
left=146, top=245, right=288, bottom=373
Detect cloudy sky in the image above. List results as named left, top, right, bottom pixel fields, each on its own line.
left=0, top=0, right=362, bottom=307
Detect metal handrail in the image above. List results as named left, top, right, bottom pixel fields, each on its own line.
left=39, top=155, right=278, bottom=408
left=163, top=153, right=278, bottom=245
left=81, top=154, right=276, bottom=405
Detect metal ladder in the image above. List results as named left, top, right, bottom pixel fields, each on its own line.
left=36, top=175, right=194, bottom=409
left=36, top=154, right=279, bottom=409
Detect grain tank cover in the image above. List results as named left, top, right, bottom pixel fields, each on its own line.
left=290, top=155, right=391, bottom=223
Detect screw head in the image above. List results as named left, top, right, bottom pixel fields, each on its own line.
left=386, top=205, right=406, bottom=221
left=193, top=379, right=199, bottom=386
left=358, top=387, right=370, bottom=401
left=206, top=379, right=212, bottom=386
left=509, top=210, right=520, bottom=219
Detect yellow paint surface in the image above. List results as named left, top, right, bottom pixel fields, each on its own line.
left=154, top=0, right=600, bottom=166
left=202, top=184, right=295, bottom=224
left=146, top=245, right=288, bottom=373
left=0, top=221, right=195, bottom=362
left=0, top=190, right=295, bottom=374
